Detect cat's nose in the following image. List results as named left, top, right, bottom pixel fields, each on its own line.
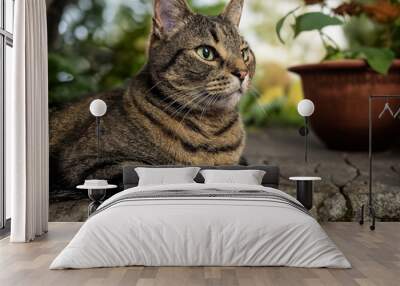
left=232, top=70, right=248, bottom=83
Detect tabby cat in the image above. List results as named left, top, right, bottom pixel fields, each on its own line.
left=50, top=0, right=256, bottom=189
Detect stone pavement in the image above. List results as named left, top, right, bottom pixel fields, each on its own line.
left=243, top=128, right=400, bottom=221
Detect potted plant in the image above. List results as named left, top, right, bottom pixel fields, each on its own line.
left=276, top=0, right=400, bottom=150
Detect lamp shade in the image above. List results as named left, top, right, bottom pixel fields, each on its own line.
left=90, top=99, right=107, bottom=117
left=297, top=99, right=315, bottom=117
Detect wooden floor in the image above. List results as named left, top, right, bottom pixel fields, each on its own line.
left=0, top=222, right=399, bottom=286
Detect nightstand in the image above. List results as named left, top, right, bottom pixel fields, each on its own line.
left=289, top=177, right=321, bottom=210
left=77, top=181, right=117, bottom=216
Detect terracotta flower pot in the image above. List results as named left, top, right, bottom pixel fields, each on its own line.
left=289, top=59, right=400, bottom=150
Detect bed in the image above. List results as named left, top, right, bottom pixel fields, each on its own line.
left=50, top=165, right=351, bottom=269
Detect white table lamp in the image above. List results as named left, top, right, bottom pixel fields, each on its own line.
left=298, top=99, right=314, bottom=117
left=90, top=99, right=107, bottom=162
left=90, top=99, right=107, bottom=117
left=297, top=99, right=315, bottom=163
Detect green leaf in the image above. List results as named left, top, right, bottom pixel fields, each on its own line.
left=293, top=12, right=343, bottom=38
left=324, top=50, right=345, bottom=61
left=276, top=7, right=300, bottom=44
left=350, top=47, right=395, bottom=74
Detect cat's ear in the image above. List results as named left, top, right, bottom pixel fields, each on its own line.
left=221, top=0, right=244, bottom=27
left=153, top=0, right=193, bottom=39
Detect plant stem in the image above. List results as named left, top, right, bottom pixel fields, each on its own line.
left=319, top=31, right=340, bottom=51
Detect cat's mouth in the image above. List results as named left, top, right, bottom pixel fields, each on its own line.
left=208, top=78, right=250, bottom=110
left=214, top=83, right=247, bottom=98
left=230, top=90, right=244, bottom=97
left=221, top=80, right=249, bottom=99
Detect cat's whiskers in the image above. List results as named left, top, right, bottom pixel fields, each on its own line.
left=161, top=87, right=204, bottom=115
left=199, top=93, right=219, bottom=122
left=181, top=92, right=217, bottom=122
left=153, top=87, right=199, bottom=111
left=178, top=91, right=209, bottom=122
left=145, top=80, right=163, bottom=94
left=145, top=79, right=204, bottom=108
left=199, top=96, right=212, bottom=122
left=176, top=92, right=214, bottom=134
left=178, top=92, right=216, bottom=134
left=168, top=90, right=207, bottom=119
left=248, top=84, right=267, bottom=116
left=169, top=92, right=209, bottom=135
left=249, top=84, right=262, bottom=97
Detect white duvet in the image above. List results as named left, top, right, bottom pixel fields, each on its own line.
left=50, top=183, right=351, bottom=269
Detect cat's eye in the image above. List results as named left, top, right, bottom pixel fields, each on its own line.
left=242, top=48, right=250, bottom=62
left=196, top=46, right=216, bottom=61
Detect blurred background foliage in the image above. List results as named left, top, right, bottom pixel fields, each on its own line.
left=47, top=0, right=395, bottom=128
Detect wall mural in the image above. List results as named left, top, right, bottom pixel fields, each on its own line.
left=48, top=0, right=400, bottom=222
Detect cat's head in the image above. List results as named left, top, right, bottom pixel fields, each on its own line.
left=148, top=0, right=255, bottom=113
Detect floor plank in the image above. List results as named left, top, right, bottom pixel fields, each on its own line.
left=0, top=222, right=399, bottom=286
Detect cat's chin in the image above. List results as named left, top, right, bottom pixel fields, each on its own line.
left=212, top=91, right=242, bottom=111
left=229, top=91, right=243, bottom=105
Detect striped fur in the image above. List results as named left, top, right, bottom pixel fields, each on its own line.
left=49, top=0, right=255, bottom=189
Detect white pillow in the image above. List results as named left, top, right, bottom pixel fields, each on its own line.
left=135, top=167, right=200, bottom=186
left=200, top=169, right=266, bottom=185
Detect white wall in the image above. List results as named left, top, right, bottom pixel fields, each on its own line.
left=5, top=44, right=13, bottom=220
left=5, top=0, right=15, bottom=220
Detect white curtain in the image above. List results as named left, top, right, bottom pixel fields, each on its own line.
left=8, top=0, right=49, bottom=242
